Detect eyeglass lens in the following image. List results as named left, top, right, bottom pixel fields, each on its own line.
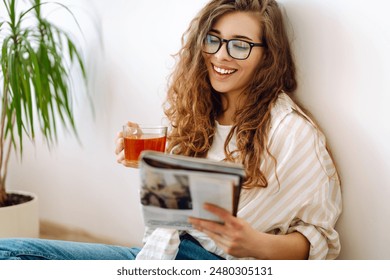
left=203, top=34, right=251, bottom=60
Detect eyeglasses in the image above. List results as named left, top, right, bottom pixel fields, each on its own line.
left=202, top=34, right=266, bottom=60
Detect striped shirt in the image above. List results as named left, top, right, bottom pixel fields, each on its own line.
left=136, top=93, right=342, bottom=260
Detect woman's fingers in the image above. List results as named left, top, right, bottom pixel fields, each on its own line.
left=203, top=203, right=236, bottom=223
left=115, top=121, right=138, bottom=155
left=202, top=229, right=232, bottom=249
left=115, top=121, right=141, bottom=168
left=189, top=217, right=226, bottom=235
left=126, top=121, right=140, bottom=128
left=116, top=149, right=125, bottom=163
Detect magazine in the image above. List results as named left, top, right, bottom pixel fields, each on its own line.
left=138, top=151, right=246, bottom=229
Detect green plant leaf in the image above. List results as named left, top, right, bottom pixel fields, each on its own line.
left=1, top=0, right=91, bottom=200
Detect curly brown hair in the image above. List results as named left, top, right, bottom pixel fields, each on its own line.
left=164, top=0, right=297, bottom=188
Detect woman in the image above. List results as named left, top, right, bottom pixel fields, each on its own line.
left=0, top=0, right=341, bottom=260
left=121, top=0, right=341, bottom=260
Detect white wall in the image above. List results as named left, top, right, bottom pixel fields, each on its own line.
left=7, top=0, right=390, bottom=258
left=278, top=0, right=390, bottom=259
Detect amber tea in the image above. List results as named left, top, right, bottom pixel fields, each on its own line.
left=123, top=125, right=167, bottom=165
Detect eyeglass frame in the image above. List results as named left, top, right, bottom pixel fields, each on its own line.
left=202, top=33, right=267, bottom=60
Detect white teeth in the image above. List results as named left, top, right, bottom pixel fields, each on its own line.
left=213, top=65, right=236, bottom=75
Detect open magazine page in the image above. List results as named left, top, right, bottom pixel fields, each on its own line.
left=139, top=164, right=240, bottom=230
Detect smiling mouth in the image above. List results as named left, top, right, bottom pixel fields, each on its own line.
left=213, top=64, right=237, bottom=75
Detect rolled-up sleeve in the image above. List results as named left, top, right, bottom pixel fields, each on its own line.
left=270, top=109, right=342, bottom=259
left=287, top=178, right=342, bottom=259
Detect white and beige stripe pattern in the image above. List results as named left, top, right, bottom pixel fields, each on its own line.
left=192, top=93, right=342, bottom=260
left=138, top=93, right=342, bottom=260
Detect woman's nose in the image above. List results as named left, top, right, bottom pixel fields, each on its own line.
left=214, top=43, right=232, bottom=61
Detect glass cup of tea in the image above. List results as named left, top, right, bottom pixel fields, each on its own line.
left=123, top=125, right=167, bottom=166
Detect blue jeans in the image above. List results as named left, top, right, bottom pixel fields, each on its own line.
left=0, top=234, right=224, bottom=260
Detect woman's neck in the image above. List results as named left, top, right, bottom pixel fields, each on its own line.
left=217, top=91, right=244, bottom=125
left=217, top=108, right=235, bottom=125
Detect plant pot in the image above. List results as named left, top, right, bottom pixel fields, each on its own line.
left=0, top=190, right=39, bottom=238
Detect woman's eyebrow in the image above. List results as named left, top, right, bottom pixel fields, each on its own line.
left=209, top=28, right=255, bottom=42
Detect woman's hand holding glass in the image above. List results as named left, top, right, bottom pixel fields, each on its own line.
left=115, top=122, right=140, bottom=168
left=115, top=122, right=167, bottom=168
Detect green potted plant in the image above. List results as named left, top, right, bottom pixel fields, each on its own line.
left=0, top=0, right=87, bottom=237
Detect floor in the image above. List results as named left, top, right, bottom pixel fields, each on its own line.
left=39, top=220, right=125, bottom=245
